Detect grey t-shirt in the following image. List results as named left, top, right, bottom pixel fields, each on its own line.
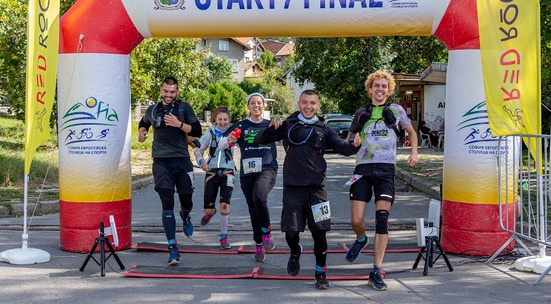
left=350, top=103, right=411, bottom=165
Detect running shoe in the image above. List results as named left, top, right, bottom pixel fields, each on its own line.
left=201, top=209, right=217, bottom=226
left=345, top=237, right=369, bottom=263
left=287, top=245, right=302, bottom=276
left=368, top=271, right=388, bottom=291
left=262, top=232, right=275, bottom=250
left=314, top=271, right=329, bottom=290
left=255, top=244, right=265, bottom=262
left=220, top=235, right=231, bottom=249
left=168, top=245, right=180, bottom=266
left=180, top=210, right=193, bottom=236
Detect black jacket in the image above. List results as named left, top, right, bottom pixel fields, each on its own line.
left=255, top=112, right=358, bottom=187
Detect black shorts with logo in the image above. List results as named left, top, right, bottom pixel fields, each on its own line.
left=349, top=163, right=395, bottom=204
left=281, top=185, right=331, bottom=232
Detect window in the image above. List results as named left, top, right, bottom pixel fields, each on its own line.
left=229, top=59, right=238, bottom=73
left=218, top=40, right=229, bottom=52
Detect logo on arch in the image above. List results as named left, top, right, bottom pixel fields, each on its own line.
left=369, top=0, right=383, bottom=8
left=154, top=0, right=185, bottom=10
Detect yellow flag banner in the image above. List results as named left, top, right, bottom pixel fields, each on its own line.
left=477, top=0, right=541, bottom=137
left=24, top=0, right=60, bottom=174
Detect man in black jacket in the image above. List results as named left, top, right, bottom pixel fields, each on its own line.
left=255, top=89, right=360, bottom=290
left=138, top=77, right=202, bottom=266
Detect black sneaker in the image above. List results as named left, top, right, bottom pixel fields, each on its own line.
left=368, top=271, right=388, bottom=291
left=315, top=271, right=329, bottom=290
left=345, top=237, right=369, bottom=263
left=287, top=245, right=302, bottom=276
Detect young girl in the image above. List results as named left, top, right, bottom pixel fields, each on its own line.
left=193, top=106, right=236, bottom=249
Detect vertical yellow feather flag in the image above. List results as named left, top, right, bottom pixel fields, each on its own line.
left=478, top=0, right=541, bottom=137
left=24, top=0, right=60, bottom=174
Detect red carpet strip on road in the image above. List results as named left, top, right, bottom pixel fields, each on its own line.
left=124, top=265, right=372, bottom=280
left=253, top=266, right=370, bottom=280
left=133, top=241, right=419, bottom=254
left=124, top=265, right=256, bottom=279
left=132, top=242, right=240, bottom=254
left=342, top=243, right=421, bottom=253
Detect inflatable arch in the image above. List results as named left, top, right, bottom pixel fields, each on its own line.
left=59, top=0, right=514, bottom=254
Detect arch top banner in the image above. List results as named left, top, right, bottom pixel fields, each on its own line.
left=123, top=0, right=449, bottom=39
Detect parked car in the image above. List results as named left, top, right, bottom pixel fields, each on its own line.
left=322, top=113, right=353, bottom=121
left=324, top=116, right=353, bottom=141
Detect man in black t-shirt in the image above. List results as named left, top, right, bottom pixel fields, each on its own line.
left=138, top=77, right=202, bottom=266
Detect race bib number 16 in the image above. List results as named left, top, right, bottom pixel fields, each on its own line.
left=243, top=157, right=262, bottom=174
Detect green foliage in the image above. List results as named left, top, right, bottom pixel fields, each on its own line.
left=182, top=88, right=212, bottom=118
left=129, top=38, right=209, bottom=109
left=238, top=77, right=295, bottom=117
left=541, top=0, right=551, bottom=133
left=239, top=78, right=264, bottom=95
left=293, top=36, right=448, bottom=115
left=259, top=81, right=295, bottom=116
left=258, top=50, right=277, bottom=70
left=205, top=81, right=248, bottom=121
left=293, top=37, right=391, bottom=114
left=0, top=0, right=76, bottom=119
left=282, top=53, right=296, bottom=74
left=200, top=55, right=233, bottom=87
left=0, top=0, right=28, bottom=119
left=0, top=116, right=58, bottom=189
left=318, top=96, right=341, bottom=115
left=389, top=36, right=448, bottom=73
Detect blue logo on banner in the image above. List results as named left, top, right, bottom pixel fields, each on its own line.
left=369, top=0, right=383, bottom=7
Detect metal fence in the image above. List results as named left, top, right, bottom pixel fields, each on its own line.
left=487, top=134, right=551, bottom=284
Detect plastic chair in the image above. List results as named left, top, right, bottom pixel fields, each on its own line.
left=437, top=133, right=445, bottom=150
left=419, top=130, right=432, bottom=148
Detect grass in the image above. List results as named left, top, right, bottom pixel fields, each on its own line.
left=0, top=116, right=154, bottom=208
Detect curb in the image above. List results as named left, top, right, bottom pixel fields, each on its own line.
left=0, top=177, right=155, bottom=218
left=395, top=168, right=441, bottom=200
left=1, top=172, right=440, bottom=218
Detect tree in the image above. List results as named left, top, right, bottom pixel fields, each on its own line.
left=541, top=0, right=551, bottom=132
left=200, top=55, right=233, bottom=87
left=205, top=81, right=248, bottom=121
left=239, top=73, right=295, bottom=120
left=388, top=36, right=448, bottom=73
left=129, top=38, right=209, bottom=109
left=0, top=0, right=76, bottom=120
left=258, top=50, right=277, bottom=70
left=292, top=37, right=392, bottom=114
left=0, top=0, right=31, bottom=119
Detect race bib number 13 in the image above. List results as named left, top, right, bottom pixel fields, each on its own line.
left=311, top=201, right=331, bottom=223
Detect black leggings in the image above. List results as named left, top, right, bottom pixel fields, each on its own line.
left=285, top=230, right=328, bottom=268
left=157, top=188, right=193, bottom=213
left=240, top=168, right=276, bottom=244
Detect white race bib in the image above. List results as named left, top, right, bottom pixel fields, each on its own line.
left=187, top=171, right=195, bottom=186
left=311, top=201, right=331, bottom=223
left=226, top=174, right=235, bottom=188
left=243, top=157, right=262, bottom=174
left=344, top=174, right=363, bottom=187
